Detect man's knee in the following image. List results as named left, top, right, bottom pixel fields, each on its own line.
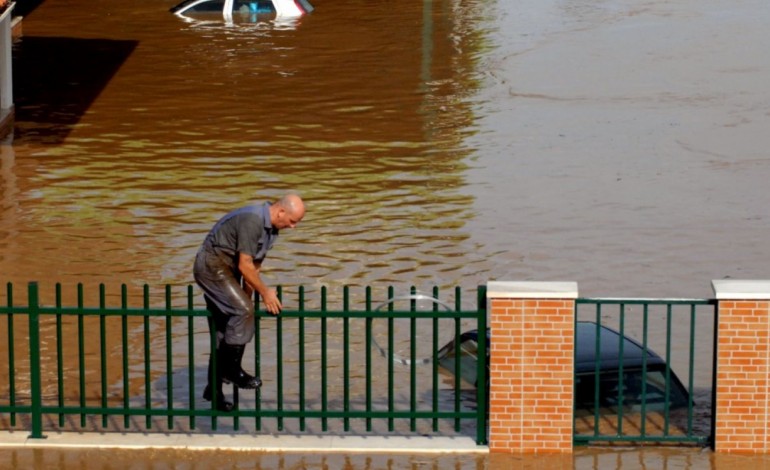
left=225, top=317, right=255, bottom=345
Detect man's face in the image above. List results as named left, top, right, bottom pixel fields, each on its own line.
left=275, top=207, right=304, bottom=229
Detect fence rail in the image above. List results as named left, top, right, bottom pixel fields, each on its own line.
left=0, top=282, right=488, bottom=445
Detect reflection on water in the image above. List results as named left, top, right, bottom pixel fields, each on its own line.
left=2, top=0, right=493, bottom=448
left=4, top=446, right=770, bottom=469
left=4, top=0, right=491, bottom=299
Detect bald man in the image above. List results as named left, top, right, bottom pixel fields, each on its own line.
left=194, top=193, right=305, bottom=411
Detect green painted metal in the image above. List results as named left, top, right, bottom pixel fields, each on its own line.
left=343, top=285, right=350, bottom=432
left=56, top=284, right=64, bottom=427
left=574, top=298, right=716, bottom=446
left=298, top=286, right=306, bottom=432
left=0, top=282, right=488, bottom=445
left=387, top=285, right=395, bottom=432
left=28, top=282, right=43, bottom=438
left=5, top=283, right=17, bottom=427
left=475, top=285, right=487, bottom=445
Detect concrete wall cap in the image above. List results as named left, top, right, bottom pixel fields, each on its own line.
left=486, top=281, right=578, bottom=299
left=712, top=280, right=770, bottom=299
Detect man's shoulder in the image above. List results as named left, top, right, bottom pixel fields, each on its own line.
left=223, top=204, right=262, bottom=221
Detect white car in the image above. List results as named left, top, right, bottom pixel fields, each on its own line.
left=170, top=0, right=313, bottom=21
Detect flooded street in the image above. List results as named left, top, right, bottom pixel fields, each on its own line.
left=4, top=0, right=767, bottom=301
left=2, top=0, right=770, bottom=467
left=465, top=0, right=770, bottom=299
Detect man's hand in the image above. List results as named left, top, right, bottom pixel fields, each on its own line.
left=262, top=288, right=282, bottom=315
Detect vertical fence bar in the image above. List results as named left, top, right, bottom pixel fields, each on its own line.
left=165, top=285, right=174, bottom=430
left=573, top=299, right=578, bottom=440
left=321, top=286, right=328, bottom=432
left=122, top=284, right=130, bottom=429
left=641, top=303, right=649, bottom=438
left=56, top=283, right=64, bottom=427
left=453, top=287, right=462, bottom=432
left=5, top=283, right=16, bottom=426
left=476, top=285, right=488, bottom=445
left=298, top=286, right=306, bottom=432
left=409, top=286, right=416, bottom=432
left=143, top=284, right=152, bottom=430
left=387, top=285, right=394, bottom=432
left=343, top=285, right=350, bottom=432
left=710, top=303, right=719, bottom=449
left=617, top=303, right=625, bottom=436
left=276, top=285, right=284, bottom=431
left=209, top=312, right=219, bottom=431
left=664, top=303, right=673, bottom=436
left=592, top=304, right=601, bottom=436
left=78, top=283, right=86, bottom=428
left=188, top=285, right=196, bottom=430
left=254, top=290, right=261, bottom=431
left=27, top=282, right=43, bottom=438
left=687, top=303, right=697, bottom=436
left=365, top=286, right=372, bottom=432
left=453, top=287, right=461, bottom=431
left=431, top=286, right=440, bottom=432
left=100, top=283, right=108, bottom=428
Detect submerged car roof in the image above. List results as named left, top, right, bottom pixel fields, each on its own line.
left=574, top=321, right=666, bottom=373
left=451, top=321, right=667, bottom=374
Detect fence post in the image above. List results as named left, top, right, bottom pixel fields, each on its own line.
left=476, top=285, right=488, bottom=445
left=712, top=280, right=770, bottom=452
left=486, top=281, right=577, bottom=453
left=27, top=281, right=44, bottom=439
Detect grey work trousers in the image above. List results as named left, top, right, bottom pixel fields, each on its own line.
left=193, top=245, right=255, bottom=346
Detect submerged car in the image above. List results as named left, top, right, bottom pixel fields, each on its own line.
left=170, top=0, right=313, bottom=21
left=437, top=321, right=691, bottom=412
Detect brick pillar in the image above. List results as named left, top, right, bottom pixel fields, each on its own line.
left=487, top=281, right=578, bottom=453
left=713, top=280, right=770, bottom=453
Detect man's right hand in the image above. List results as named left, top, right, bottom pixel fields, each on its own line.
left=262, top=288, right=282, bottom=315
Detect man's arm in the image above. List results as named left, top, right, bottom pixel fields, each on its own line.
left=238, top=252, right=282, bottom=315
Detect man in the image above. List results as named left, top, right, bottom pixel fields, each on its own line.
left=193, top=193, right=305, bottom=411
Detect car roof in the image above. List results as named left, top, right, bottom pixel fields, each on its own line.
left=574, top=321, right=666, bottom=373
left=454, top=322, right=667, bottom=373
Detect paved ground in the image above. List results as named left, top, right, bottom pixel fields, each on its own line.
left=0, top=431, right=487, bottom=454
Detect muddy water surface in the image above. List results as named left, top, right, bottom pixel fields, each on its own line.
left=3, top=446, right=770, bottom=469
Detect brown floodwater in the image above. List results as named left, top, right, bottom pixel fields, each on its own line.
left=2, top=0, right=770, bottom=467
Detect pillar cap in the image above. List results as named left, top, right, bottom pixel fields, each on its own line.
left=486, top=281, right=578, bottom=299
left=712, top=280, right=770, bottom=299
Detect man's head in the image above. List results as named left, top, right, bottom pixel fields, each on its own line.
left=270, top=193, right=305, bottom=230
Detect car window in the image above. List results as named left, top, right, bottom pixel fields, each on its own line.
left=232, top=0, right=275, bottom=14
left=575, top=368, right=690, bottom=411
left=185, top=0, right=226, bottom=13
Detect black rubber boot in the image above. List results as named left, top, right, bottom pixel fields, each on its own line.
left=203, top=352, right=234, bottom=412
left=220, top=343, right=262, bottom=389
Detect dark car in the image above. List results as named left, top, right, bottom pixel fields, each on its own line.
left=437, top=321, right=691, bottom=412
left=170, top=0, right=313, bottom=22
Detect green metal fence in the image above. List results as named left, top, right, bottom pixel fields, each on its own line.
left=0, top=282, right=487, bottom=444
left=574, top=298, right=716, bottom=446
